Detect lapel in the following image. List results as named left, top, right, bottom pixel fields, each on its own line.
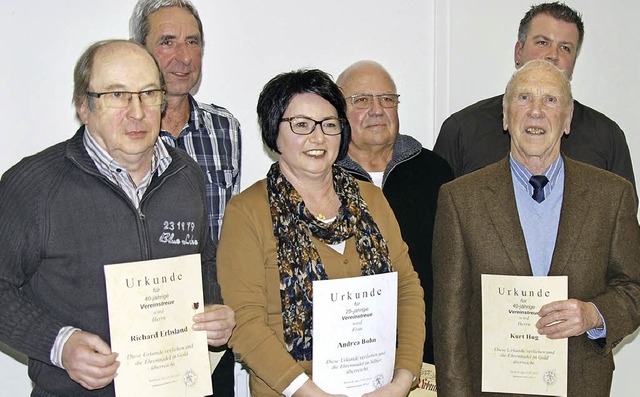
left=481, top=158, right=533, bottom=275
left=548, top=156, right=591, bottom=276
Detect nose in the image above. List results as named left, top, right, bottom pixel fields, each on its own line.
left=309, top=123, right=326, bottom=143
left=545, top=46, right=559, bottom=64
left=528, top=98, right=545, bottom=118
left=126, top=94, right=145, bottom=120
left=367, top=96, right=384, bottom=116
left=175, top=42, right=192, bottom=64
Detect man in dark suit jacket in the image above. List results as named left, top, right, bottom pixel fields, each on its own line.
left=432, top=59, right=640, bottom=396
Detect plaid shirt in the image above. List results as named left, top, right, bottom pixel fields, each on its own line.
left=160, top=95, right=241, bottom=244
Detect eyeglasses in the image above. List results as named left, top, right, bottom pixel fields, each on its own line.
left=281, top=116, right=344, bottom=136
left=346, top=94, right=400, bottom=109
left=86, top=90, right=165, bottom=108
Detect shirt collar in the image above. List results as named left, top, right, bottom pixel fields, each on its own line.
left=82, top=126, right=172, bottom=179
left=159, top=94, right=201, bottom=138
left=187, top=94, right=203, bottom=131
left=509, top=154, right=563, bottom=195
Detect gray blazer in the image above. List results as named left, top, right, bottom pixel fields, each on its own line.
left=432, top=156, right=640, bottom=396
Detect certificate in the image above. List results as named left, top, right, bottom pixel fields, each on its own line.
left=312, top=272, right=397, bottom=397
left=104, top=254, right=212, bottom=396
left=481, top=274, right=568, bottom=396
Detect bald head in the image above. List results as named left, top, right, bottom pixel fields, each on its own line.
left=337, top=61, right=400, bottom=166
left=73, top=39, right=163, bottom=108
left=504, top=59, right=572, bottom=107
left=336, top=60, right=397, bottom=95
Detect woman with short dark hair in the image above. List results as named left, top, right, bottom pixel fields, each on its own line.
left=217, top=69, right=424, bottom=397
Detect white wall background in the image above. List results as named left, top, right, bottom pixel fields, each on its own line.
left=0, top=0, right=638, bottom=395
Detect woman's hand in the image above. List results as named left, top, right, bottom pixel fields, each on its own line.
left=293, top=379, right=348, bottom=397
left=361, top=368, right=414, bottom=397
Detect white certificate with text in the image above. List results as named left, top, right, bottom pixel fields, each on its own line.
left=312, top=272, right=397, bottom=397
left=481, top=274, right=568, bottom=396
left=104, top=254, right=212, bottom=396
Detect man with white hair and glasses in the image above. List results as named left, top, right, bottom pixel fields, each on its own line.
left=336, top=60, right=453, bottom=366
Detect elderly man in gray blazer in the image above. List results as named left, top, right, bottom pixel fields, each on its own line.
left=432, top=59, right=640, bottom=396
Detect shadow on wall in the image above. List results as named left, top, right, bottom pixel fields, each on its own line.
left=0, top=342, right=27, bottom=365
left=614, top=326, right=640, bottom=353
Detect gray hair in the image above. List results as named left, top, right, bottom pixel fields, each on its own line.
left=129, top=0, right=204, bottom=46
left=503, top=59, right=573, bottom=107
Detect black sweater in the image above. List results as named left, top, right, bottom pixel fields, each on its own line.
left=337, top=134, right=453, bottom=363
left=0, top=127, right=217, bottom=396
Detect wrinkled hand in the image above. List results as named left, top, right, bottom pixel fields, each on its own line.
left=61, top=330, right=119, bottom=390
left=537, top=299, right=603, bottom=339
left=292, top=379, right=347, bottom=397
left=362, top=368, right=413, bottom=397
left=193, top=304, right=236, bottom=347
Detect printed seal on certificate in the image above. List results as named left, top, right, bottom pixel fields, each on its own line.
left=183, top=369, right=198, bottom=387
left=372, top=374, right=385, bottom=389
left=543, top=369, right=557, bottom=386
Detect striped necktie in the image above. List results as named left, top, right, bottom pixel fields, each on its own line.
left=529, top=175, right=549, bottom=203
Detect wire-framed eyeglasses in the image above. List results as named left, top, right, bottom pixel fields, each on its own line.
left=280, top=116, right=344, bottom=135
left=86, top=89, right=165, bottom=108
left=346, top=94, right=400, bottom=109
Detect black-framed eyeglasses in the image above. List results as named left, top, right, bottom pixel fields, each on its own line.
left=280, top=116, right=344, bottom=136
left=346, top=94, right=400, bottom=109
left=86, top=89, right=165, bottom=108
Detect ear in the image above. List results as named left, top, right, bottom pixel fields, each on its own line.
left=563, top=105, right=574, bottom=136
left=76, top=99, right=90, bottom=125
left=502, top=106, right=509, bottom=132
left=514, top=41, right=523, bottom=68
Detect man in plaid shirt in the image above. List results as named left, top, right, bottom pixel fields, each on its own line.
left=130, top=1, right=241, bottom=395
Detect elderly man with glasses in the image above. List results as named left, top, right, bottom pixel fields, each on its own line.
left=336, top=60, right=453, bottom=366
left=0, top=39, right=234, bottom=396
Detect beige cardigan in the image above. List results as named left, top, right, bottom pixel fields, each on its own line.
left=218, top=178, right=425, bottom=396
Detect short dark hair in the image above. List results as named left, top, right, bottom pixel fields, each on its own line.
left=257, top=69, right=351, bottom=161
left=518, top=2, right=584, bottom=54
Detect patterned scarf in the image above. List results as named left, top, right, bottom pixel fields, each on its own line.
left=267, top=162, right=393, bottom=361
